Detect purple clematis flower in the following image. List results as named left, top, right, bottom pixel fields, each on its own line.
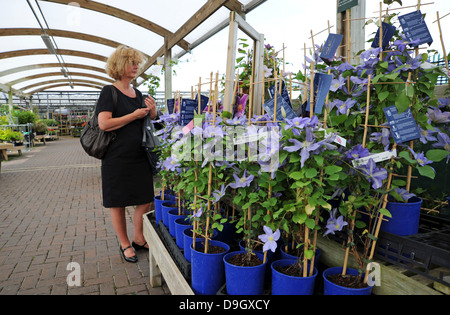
left=418, top=126, right=437, bottom=144
left=323, top=209, right=348, bottom=236
left=432, top=132, right=450, bottom=163
left=330, top=75, right=346, bottom=92
left=346, top=144, right=370, bottom=161
left=438, top=97, right=450, bottom=108
left=356, top=158, right=388, bottom=190
left=212, top=184, right=227, bottom=203
left=337, top=98, right=357, bottom=115
left=229, top=169, right=255, bottom=189
left=427, top=107, right=450, bottom=124
left=258, top=226, right=280, bottom=253
left=284, top=128, right=322, bottom=168
left=370, top=127, right=391, bottom=150
left=394, top=188, right=416, bottom=202
left=234, top=94, right=248, bottom=118
left=408, top=147, right=433, bottom=167
left=163, top=156, right=181, bottom=172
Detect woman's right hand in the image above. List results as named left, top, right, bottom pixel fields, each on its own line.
left=133, top=108, right=150, bottom=119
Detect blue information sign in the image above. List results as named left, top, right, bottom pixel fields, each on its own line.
left=179, top=99, right=198, bottom=127
left=268, top=80, right=292, bottom=109
left=383, top=105, right=421, bottom=144
left=320, top=34, right=344, bottom=64
left=167, top=99, right=175, bottom=114
left=306, top=73, right=333, bottom=114
left=263, top=94, right=297, bottom=123
left=194, top=94, right=209, bottom=114
left=371, top=22, right=397, bottom=50
left=399, top=10, right=433, bottom=47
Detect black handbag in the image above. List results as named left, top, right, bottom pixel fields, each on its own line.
left=80, top=86, right=118, bottom=159
left=142, top=101, right=161, bottom=175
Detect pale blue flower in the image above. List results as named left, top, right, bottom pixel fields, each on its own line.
left=258, top=226, right=280, bottom=253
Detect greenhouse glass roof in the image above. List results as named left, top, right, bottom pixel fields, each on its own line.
left=0, top=0, right=266, bottom=99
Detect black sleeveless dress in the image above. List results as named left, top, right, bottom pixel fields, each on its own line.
left=95, top=85, right=154, bottom=208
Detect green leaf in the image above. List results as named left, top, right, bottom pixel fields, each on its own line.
left=305, top=168, right=318, bottom=179
left=426, top=149, right=450, bottom=162
left=417, top=165, right=436, bottom=179
left=305, top=218, right=316, bottom=230
left=378, top=91, right=390, bottom=102
left=325, top=165, right=342, bottom=175
left=289, top=171, right=304, bottom=181
left=379, top=208, right=392, bottom=218
left=305, top=249, right=315, bottom=260
left=395, top=92, right=410, bottom=114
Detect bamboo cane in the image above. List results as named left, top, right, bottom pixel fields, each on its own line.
left=362, top=75, right=372, bottom=148
left=364, top=143, right=398, bottom=284
left=436, top=11, right=450, bottom=88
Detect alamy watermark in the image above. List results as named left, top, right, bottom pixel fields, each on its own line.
left=66, top=262, right=81, bottom=287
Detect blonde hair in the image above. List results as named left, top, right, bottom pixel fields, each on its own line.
left=106, top=45, right=146, bottom=80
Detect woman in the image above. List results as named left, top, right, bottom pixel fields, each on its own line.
left=97, top=45, right=157, bottom=263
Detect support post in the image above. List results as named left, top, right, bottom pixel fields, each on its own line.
left=164, top=37, right=173, bottom=112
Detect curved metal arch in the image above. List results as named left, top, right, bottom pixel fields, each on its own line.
left=8, top=71, right=114, bottom=86
left=0, top=28, right=150, bottom=59
left=39, top=0, right=190, bottom=51
left=0, top=48, right=108, bottom=63
left=22, top=78, right=106, bottom=93
left=29, top=82, right=103, bottom=94
left=0, top=63, right=107, bottom=77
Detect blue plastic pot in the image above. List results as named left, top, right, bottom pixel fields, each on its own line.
left=175, top=218, right=192, bottom=249
left=191, top=240, right=230, bottom=295
left=280, top=245, right=322, bottom=268
left=161, top=201, right=177, bottom=228
left=239, top=240, right=279, bottom=282
left=223, top=251, right=267, bottom=295
left=183, top=229, right=218, bottom=262
left=382, top=197, right=423, bottom=236
left=168, top=209, right=188, bottom=238
left=154, top=193, right=175, bottom=226
left=271, top=259, right=318, bottom=295
left=154, top=196, right=164, bottom=227
left=323, top=267, right=373, bottom=295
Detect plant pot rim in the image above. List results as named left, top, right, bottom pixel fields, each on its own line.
left=387, top=196, right=423, bottom=205
left=191, top=240, right=230, bottom=256
left=175, top=217, right=191, bottom=225
left=223, top=250, right=266, bottom=269
left=271, top=259, right=318, bottom=279
left=161, top=201, right=177, bottom=207
left=323, top=267, right=374, bottom=290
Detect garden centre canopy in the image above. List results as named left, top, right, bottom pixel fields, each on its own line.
left=0, top=0, right=266, bottom=101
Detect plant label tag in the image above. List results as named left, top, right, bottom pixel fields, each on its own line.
left=318, top=128, right=347, bottom=147
left=352, top=149, right=398, bottom=167
left=182, top=119, right=194, bottom=135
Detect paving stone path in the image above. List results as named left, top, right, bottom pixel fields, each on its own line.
left=0, top=137, right=169, bottom=295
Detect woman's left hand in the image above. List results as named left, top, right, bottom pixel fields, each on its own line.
left=144, top=96, right=157, bottom=119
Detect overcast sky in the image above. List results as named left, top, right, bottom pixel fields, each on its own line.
left=170, top=0, right=450, bottom=93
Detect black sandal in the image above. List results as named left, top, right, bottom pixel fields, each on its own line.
left=120, top=245, right=138, bottom=263
left=132, top=241, right=149, bottom=251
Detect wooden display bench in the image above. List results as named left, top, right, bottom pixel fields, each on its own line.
left=0, top=143, right=13, bottom=161
left=143, top=212, right=194, bottom=295
left=317, top=237, right=447, bottom=295
left=142, top=210, right=447, bottom=295
left=7, top=145, right=24, bottom=158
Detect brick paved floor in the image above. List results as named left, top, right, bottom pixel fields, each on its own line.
left=0, top=137, right=169, bottom=295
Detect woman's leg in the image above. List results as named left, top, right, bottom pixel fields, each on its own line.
left=133, top=203, right=151, bottom=248
left=110, top=207, right=135, bottom=257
